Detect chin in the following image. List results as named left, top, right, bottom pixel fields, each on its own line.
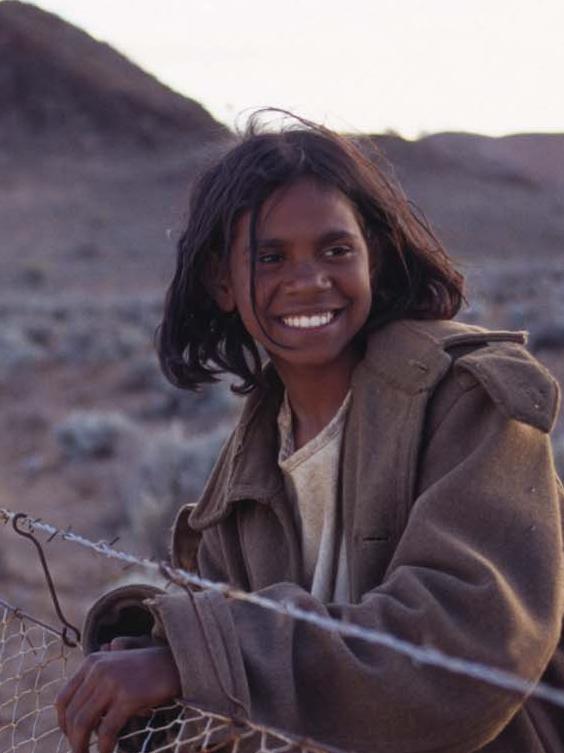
left=272, top=345, right=356, bottom=371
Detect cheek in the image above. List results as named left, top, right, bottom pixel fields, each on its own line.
left=245, top=270, right=274, bottom=309
left=229, top=263, right=253, bottom=308
left=352, top=261, right=373, bottom=297
left=233, top=275, right=267, bottom=331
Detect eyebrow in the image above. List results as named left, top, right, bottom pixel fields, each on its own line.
left=255, top=229, right=361, bottom=249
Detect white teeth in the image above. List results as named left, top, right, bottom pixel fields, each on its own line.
left=281, top=311, right=336, bottom=329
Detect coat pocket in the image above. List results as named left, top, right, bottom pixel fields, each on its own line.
left=353, top=532, right=396, bottom=597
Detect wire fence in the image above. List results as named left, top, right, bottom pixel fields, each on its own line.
left=0, top=598, right=335, bottom=753
left=1, top=507, right=564, bottom=753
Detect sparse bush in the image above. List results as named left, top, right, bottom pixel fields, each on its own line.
left=24, top=323, right=53, bottom=347
left=72, top=241, right=100, bottom=260
left=52, top=305, right=69, bottom=321
left=19, top=452, right=48, bottom=478
left=529, top=324, right=564, bottom=352
left=19, top=262, right=47, bottom=288
left=54, top=410, right=133, bottom=460
left=0, top=326, right=45, bottom=379
left=116, top=299, right=161, bottom=331
left=138, top=378, right=240, bottom=423
left=119, top=354, right=164, bottom=392
left=123, top=423, right=231, bottom=558
left=56, top=321, right=147, bottom=364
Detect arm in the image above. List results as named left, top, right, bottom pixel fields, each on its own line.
left=148, top=384, right=564, bottom=753
left=55, top=428, right=241, bottom=753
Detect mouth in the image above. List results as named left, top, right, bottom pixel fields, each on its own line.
left=278, top=309, right=341, bottom=330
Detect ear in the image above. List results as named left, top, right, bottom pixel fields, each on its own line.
left=206, top=257, right=236, bottom=313
left=214, top=277, right=236, bottom=313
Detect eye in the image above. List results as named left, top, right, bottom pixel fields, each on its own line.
left=257, top=252, right=283, bottom=265
left=324, top=245, right=353, bottom=258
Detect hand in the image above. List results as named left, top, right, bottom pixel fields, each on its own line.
left=100, top=635, right=155, bottom=652
left=55, top=646, right=182, bottom=753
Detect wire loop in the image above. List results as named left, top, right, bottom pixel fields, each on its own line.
left=11, top=512, right=81, bottom=647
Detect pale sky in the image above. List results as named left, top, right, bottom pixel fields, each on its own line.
left=30, top=0, right=564, bottom=138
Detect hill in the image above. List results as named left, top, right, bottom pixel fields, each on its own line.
left=370, top=131, right=564, bottom=262
left=0, top=0, right=228, bottom=151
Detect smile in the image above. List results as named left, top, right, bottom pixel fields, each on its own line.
left=280, top=311, right=337, bottom=329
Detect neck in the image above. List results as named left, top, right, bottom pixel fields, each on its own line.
left=273, top=354, right=359, bottom=448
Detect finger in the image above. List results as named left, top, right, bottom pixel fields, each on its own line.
left=54, top=660, right=91, bottom=735
left=109, top=636, right=136, bottom=651
left=64, top=659, right=110, bottom=752
left=67, top=685, right=110, bottom=753
left=64, top=665, right=100, bottom=736
left=95, top=706, right=132, bottom=753
left=109, top=635, right=153, bottom=651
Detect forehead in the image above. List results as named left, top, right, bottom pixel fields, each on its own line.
left=233, top=178, right=364, bottom=245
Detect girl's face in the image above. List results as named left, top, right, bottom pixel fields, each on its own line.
left=215, top=177, right=374, bottom=378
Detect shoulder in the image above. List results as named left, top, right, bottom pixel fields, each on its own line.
left=362, top=319, right=560, bottom=434
left=363, top=318, right=528, bottom=366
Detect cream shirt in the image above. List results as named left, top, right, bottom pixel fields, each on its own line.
left=277, top=391, right=351, bottom=603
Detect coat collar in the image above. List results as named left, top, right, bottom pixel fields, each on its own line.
left=187, top=365, right=285, bottom=530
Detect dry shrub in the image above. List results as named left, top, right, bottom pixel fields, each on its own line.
left=0, top=326, right=45, bottom=380
left=122, top=423, right=231, bottom=559
left=54, top=410, right=134, bottom=460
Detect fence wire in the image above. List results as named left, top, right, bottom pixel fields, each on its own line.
left=0, top=599, right=335, bottom=753
left=1, top=507, right=564, bottom=753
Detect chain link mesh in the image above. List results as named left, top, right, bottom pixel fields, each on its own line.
left=0, top=599, right=335, bottom=753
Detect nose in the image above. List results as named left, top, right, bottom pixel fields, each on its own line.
left=283, top=260, right=331, bottom=294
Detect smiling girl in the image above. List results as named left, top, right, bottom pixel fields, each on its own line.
left=57, top=112, right=563, bottom=753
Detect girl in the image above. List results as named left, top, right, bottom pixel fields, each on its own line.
left=56, top=112, right=563, bottom=753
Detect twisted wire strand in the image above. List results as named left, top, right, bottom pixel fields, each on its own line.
left=2, top=507, right=564, bottom=710
left=0, top=597, right=67, bottom=639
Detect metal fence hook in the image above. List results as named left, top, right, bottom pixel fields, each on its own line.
left=12, top=513, right=81, bottom=647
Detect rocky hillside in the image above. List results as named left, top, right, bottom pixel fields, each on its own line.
left=0, top=2, right=234, bottom=294
left=0, top=0, right=228, bottom=151
left=370, top=132, right=564, bottom=262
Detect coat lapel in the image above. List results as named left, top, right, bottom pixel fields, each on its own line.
left=342, top=321, right=452, bottom=601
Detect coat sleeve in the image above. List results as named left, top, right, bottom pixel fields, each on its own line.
left=81, top=584, right=166, bottom=655
left=147, top=379, right=564, bottom=753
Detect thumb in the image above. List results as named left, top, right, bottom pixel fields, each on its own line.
left=108, top=635, right=154, bottom=651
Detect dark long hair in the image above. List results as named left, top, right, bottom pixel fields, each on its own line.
left=158, top=110, right=465, bottom=394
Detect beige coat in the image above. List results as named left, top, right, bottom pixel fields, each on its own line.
left=87, top=319, right=564, bottom=753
